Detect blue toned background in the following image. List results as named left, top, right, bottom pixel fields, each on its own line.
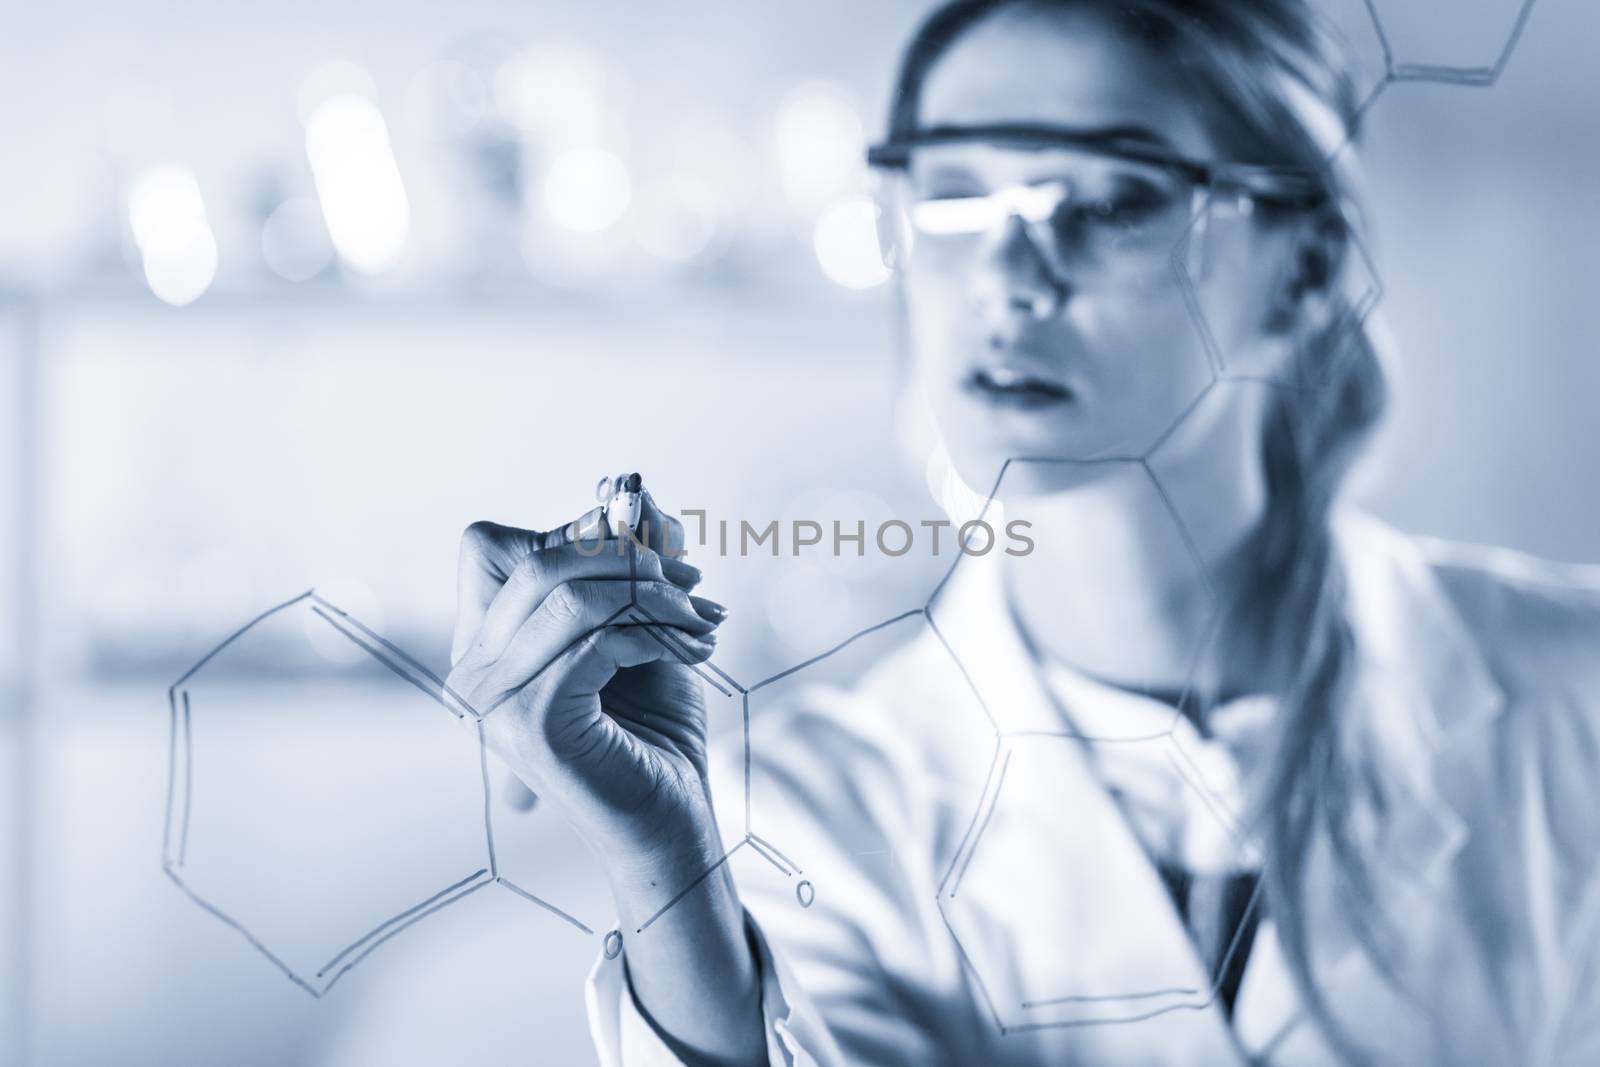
left=1, top=1, right=1597, bottom=1064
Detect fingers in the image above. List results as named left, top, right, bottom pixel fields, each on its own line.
left=536, top=505, right=609, bottom=549
left=686, top=594, right=727, bottom=624
left=454, top=521, right=542, bottom=665
left=642, top=491, right=698, bottom=588
left=660, top=554, right=701, bottom=591
left=505, top=576, right=719, bottom=670
left=468, top=543, right=668, bottom=666
left=451, top=489, right=700, bottom=662
left=479, top=613, right=718, bottom=742
left=506, top=621, right=714, bottom=740
left=453, top=512, right=656, bottom=666
left=457, top=578, right=724, bottom=711
left=540, top=496, right=697, bottom=588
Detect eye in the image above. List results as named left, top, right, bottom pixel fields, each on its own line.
left=911, top=161, right=987, bottom=202
left=1066, top=181, right=1175, bottom=229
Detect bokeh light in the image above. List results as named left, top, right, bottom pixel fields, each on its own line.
left=775, top=82, right=865, bottom=217
left=296, top=60, right=379, bottom=125
left=542, top=146, right=630, bottom=233
left=304, top=92, right=412, bottom=274
left=812, top=195, right=889, bottom=289
left=128, top=165, right=218, bottom=306
left=494, top=43, right=616, bottom=145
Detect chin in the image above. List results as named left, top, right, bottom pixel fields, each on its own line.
left=945, top=431, right=1123, bottom=502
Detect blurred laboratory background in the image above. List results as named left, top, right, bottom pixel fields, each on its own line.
left=1, top=0, right=1597, bottom=1064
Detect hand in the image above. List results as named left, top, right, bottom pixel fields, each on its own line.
left=445, top=492, right=728, bottom=865
left=446, top=489, right=767, bottom=1064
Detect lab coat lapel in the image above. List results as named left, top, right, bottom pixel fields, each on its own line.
left=1335, top=512, right=1504, bottom=886
left=924, top=512, right=1506, bottom=1062
left=929, top=550, right=1248, bottom=1060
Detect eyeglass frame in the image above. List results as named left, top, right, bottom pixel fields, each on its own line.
left=864, top=122, right=1330, bottom=284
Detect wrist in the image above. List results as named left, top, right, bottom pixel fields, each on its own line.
left=606, top=840, right=765, bottom=1066
left=599, top=819, right=733, bottom=915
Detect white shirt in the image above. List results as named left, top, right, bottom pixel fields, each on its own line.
left=586, top=512, right=1600, bottom=1065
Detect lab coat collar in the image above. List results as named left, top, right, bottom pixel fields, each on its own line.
left=927, top=542, right=1251, bottom=1046
left=924, top=508, right=1505, bottom=1056
left=928, top=508, right=1506, bottom=887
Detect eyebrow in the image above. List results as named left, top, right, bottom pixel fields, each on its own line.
left=932, top=121, right=1177, bottom=153
left=1076, top=123, right=1178, bottom=151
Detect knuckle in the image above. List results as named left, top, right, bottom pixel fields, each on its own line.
left=647, top=579, right=691, bottom=612
left=543, top=580, right=589, bottom=624
left=462, top=519, right=496, bottom=550
left=510, top=550, right=547, bottom=588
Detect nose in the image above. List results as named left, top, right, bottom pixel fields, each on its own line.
left=968, top=215, right=1069, bottom=337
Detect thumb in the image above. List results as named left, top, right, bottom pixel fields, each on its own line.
left=637, top=489, right=688, bottom=560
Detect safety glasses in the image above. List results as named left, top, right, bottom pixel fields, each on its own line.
left=867, top=124, right=1326, bottom=290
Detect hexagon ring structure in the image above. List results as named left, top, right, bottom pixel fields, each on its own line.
left=1364, top=0, right=1539, bottom=87
left=923, top=455, right=1256, bottom=1033
left=164, top=589, right=565, bottom=996
left=936, top=733, right=1262, bottom=1034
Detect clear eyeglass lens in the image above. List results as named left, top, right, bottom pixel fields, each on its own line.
left=900, top=146, right=1201, bottom=287
left=908, top=194, right=1003, bottom=236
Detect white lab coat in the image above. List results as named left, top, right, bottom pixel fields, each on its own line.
left=587, top=511, right=1600, bottom=1065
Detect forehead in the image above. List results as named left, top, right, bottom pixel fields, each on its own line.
left=916, top=4, right=1219, bottom=161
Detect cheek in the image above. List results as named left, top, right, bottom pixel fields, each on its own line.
left=1061, top=292, right=1215, bottom=455
left=903, top=270, right=976, bottom=370
left=1078, top=290, right=1213, bottom=395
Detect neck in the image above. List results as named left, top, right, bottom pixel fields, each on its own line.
left=1001, top=389, right=1272, bottom=696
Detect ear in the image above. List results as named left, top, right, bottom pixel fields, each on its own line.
left=1263, top=207, right=1348, bottom=339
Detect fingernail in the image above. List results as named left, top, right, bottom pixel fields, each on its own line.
left=690, top=595, right=728, bottom=623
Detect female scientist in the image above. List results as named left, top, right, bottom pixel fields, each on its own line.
left=442, top=1, right=1600, bottom=1063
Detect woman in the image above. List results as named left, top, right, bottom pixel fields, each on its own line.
left=443, top=1, right=1600, bottom=1063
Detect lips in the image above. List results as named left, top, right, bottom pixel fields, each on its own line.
left=963, top=364, right=1075, bottom=409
